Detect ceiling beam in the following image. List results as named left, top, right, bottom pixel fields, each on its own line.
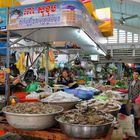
left=112, top=11, right=140, bottom=19
left=106, top=45, right=140, bottom=49
left=123, top=0, right=140, bottom=3
left=114, top=23, right=140, bottom=34
left=115, top=0, right=140, bottom=3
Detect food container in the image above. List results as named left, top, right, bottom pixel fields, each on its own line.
left=41, top=91, right=81, bottom=111
left=42, top=101, right=80, bottom=111
left=3, top=105, right=63, bottom=130
left=56, top=109, right=114, bottom=139
left=13, top=92, right=27, bottom=99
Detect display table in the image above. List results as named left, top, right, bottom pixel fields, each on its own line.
left=0, top=118, right=113, bottom=140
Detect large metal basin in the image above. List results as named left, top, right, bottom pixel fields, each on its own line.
left=3, top=106, right=63, bottom=131
left=56, top=117, right=114, bottom=139
left=42, top=101, right=80, bottom=111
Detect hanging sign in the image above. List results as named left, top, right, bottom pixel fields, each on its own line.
left=0, top=8, right=7, bottom=30
left=8, top=1, right=84, bottom=30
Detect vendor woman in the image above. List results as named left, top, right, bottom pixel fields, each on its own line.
left=0, top=65, right=22, bottom=94
left=57, top=69, right=78, bottom=89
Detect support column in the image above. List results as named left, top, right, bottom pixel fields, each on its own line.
left=5, top=30, right=10, bottom=106
left=45, top=47, right=49, bottom=85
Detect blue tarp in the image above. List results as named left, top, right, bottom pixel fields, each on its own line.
left=0, top=42, right=7, bottom=55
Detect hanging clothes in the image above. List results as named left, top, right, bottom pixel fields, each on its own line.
left=24, top=52, right=31, bottom=67
left=48, top=49, right=55, bottom=71
left=16, top=52, right=26, bottom=73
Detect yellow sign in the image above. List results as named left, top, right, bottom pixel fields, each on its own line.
left=96, top=8, right=114, bottom=37
left=0, top=0, right=20, bottom=8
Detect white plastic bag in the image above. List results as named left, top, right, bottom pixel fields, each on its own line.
left=118, top=113, right=137, bottom=137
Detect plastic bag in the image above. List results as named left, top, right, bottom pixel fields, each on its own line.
left=118, top=113, right=137, bottom=137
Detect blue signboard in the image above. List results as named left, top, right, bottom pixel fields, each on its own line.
left=8, top=1, right=84, bottom=30
left=0, top=8, right=7, bottom=30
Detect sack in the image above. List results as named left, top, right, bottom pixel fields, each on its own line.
left=111, top=127, right=123, bottom=140
left=118, top=113, right=137, bottom=137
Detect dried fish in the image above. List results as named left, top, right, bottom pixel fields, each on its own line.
left=76, top=99, right=120, bottom=113
left=4, top=102, right=62, bottom=114
left=58, top=108, right=114, bottom=125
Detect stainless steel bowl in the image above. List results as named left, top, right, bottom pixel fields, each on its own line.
left=56, top=116, right=114, bottom=139
left=3, top=105, right=63, bottom=130
left=42, top=101, right=80, bottom=111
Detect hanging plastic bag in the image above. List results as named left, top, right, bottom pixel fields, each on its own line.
left=15, top=52, right=26, bottom=73
left=40, top=54, right=46, bottom=69
left=48, top=49, right=55, bottom=71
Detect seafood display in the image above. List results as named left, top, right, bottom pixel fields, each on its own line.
left=3, top=103, right=63, bottom=130
left=41, top=91, right=80, bottom=111
left=41, top=91, right=80, bottom=102
left=3, top=102, right=62, bottom=114
left=76, top=99, right=121, bottom=113
left=101, top=90, right=123, bottom=101
left=56, top=108, right=114, bottom=125
left=26, top=92, right=51, bottom=100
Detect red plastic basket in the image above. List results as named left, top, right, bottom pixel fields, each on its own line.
left=20, top=99, right=39, bottom=103
left=13, top=92, right=27, bottom=99
left=0, top=130, right=6, bottom=136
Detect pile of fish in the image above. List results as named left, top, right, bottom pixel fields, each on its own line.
left=41, top=91, right=80, bottom=102
left=76, top=99, right=120, bottom=113
left=101, top=90, right=122, bottom=101
left=57, top=108, right=114, bottom=125
left=4, top=102, right=62, bottom=114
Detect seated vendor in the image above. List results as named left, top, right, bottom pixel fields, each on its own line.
left=57, top=69, right=78, bottom=89
left=0, top=64, right=23, bottom=94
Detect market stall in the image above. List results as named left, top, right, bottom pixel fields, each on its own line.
left=1, top=0, right=139, bottom=140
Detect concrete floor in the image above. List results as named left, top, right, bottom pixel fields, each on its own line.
left=129, top=127, right=140, bottom=140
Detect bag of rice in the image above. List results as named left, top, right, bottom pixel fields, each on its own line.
left=118, top=113, right=137, bottom=137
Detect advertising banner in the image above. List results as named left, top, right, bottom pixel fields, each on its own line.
left=0, top=8, right=7, bottom=30
left=8, top=1, right=84, bottom=30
